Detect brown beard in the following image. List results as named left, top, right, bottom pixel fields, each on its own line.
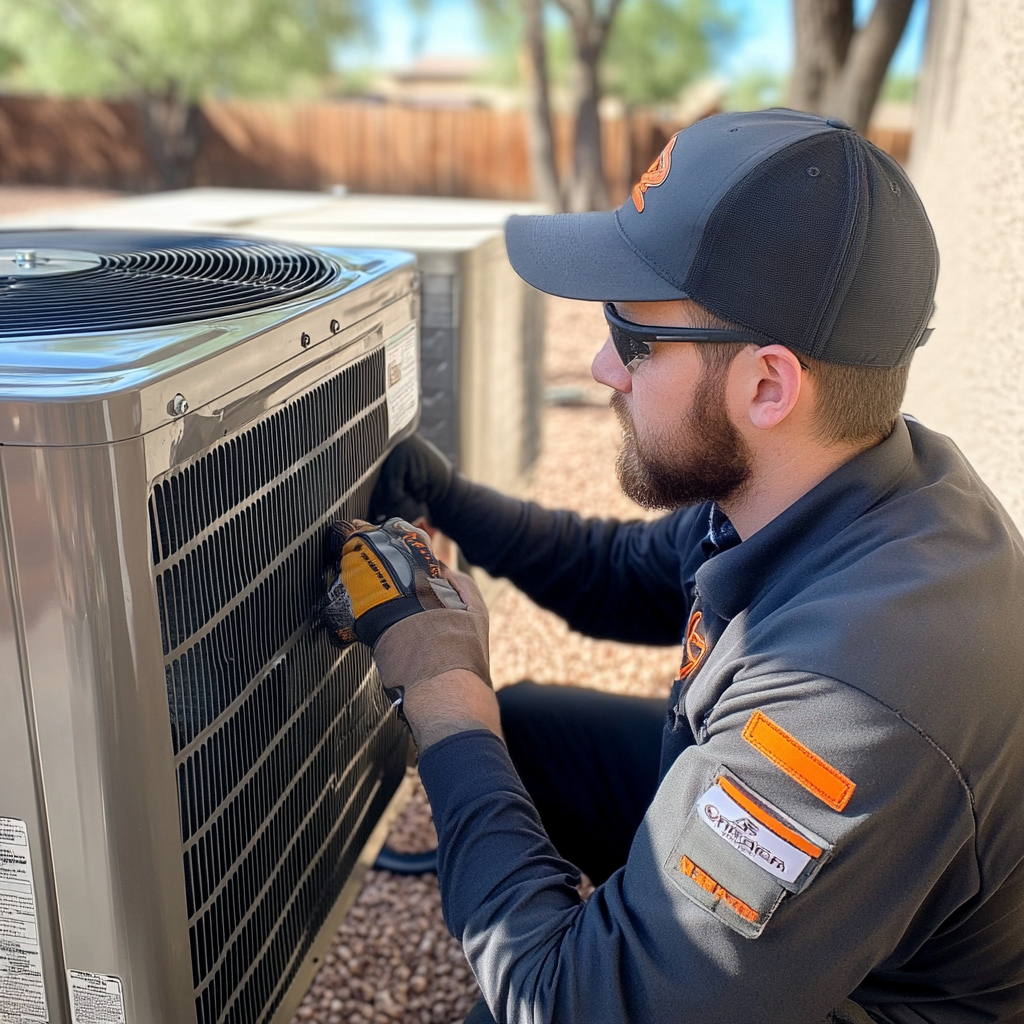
left=611, top=361, right=752, bottom=511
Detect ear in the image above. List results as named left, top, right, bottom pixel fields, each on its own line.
left=736, top=345, right=804, bottom=431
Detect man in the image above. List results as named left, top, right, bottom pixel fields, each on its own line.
left=336, top=109, right=1024, bottom=1023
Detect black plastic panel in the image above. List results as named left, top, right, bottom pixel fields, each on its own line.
left=150, top=347, right=408, bottom=1024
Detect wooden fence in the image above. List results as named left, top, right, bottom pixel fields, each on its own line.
left=0, top=94, right=911, bottom=203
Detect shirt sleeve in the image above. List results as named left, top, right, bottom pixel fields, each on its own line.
left=417, top=674, right=977, bottom=1024
left=430, top=475, right=707, bottom=645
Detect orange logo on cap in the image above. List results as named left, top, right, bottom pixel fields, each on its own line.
left=632, top=134, right=677, bottom=213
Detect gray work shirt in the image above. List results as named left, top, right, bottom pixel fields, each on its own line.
left=419, top=417, right=1024, bottom=1023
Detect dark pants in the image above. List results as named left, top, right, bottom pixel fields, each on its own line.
left=463, top=681, right=666, bottom=1023
left=496, top=680, right=666, bottom=884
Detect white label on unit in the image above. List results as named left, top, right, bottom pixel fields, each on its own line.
left=0, top=817, right=48, bottom=1022
left=385, top=324, right=419, bottom=439
left=67, top=971, right=126, bottom=1024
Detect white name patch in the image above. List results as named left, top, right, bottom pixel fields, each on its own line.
left=697, top=782, right=812, bottom=884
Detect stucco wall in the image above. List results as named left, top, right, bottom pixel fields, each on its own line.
left=906, top=0, right=1024, bottom=526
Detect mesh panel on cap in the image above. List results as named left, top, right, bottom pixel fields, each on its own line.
left=824, top=142, right=938, bottom=367
left=683, top=128, right=938, bottom=367
left=684, top=131, right=861, bottom=356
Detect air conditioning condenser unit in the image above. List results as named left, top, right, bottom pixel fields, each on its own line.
left=0, top=230, right=419, bottom=1024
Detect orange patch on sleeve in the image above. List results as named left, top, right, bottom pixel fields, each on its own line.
left=742, top=710, right=855, bottom=812
left=716, top=775, right=823, bottom=858
left=679, top=855, right=760, bottom=923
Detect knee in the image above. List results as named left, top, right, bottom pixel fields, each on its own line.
left=495, top=680, right=542, bottom=748
left=496, top=679, right=538, bottom=723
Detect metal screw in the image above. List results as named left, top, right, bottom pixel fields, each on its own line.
left=330, top=319, right=340, bottom=334
left=301, top=332, right=311, bottom=348
left=171, top=393, right=189, bottom=416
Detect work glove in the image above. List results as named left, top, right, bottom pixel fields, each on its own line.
left=368, top=434, right=455, bottom=525
left=319, top=517, right=490, bottom=708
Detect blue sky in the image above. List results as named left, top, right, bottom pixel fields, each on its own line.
left=359, top=0, right=928, bottom=78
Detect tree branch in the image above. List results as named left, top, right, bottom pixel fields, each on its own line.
left=551, top=0, right=590, bottom=29
left=596, top=0, right=625, bottom=33
left=50, top=0, right=154, bottom=90
left=522, top=0, right=563, bottom=209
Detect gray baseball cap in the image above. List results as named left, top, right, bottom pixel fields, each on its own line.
left=505, top=108, right=938, bottom=367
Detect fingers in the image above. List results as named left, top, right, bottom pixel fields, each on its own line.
left=337, top=517, right=374, bottom=539
left=369, top=488, right=426, bottom=526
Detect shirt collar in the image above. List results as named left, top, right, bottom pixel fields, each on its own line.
left=695, top=416, right=915, bottom=622
left=701, top=503, right=741, bottom=559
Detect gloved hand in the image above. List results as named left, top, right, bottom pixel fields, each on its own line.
left=320, top=517, right=491, bottom=712
left=368, top=434, right=455, bottom=525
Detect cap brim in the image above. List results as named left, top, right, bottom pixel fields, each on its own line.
left=505, top=211, right=688, bottom=302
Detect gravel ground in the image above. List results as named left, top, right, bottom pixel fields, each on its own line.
left=290, top=296, right=680, bottom=1024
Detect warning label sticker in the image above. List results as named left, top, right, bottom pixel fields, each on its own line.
left=0, top=817, right=48, bottom=1022
left=385, top=324, right=419, bottom=439
left=67, top=971, right=125, bottom=1024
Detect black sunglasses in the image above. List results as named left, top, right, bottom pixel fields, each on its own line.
left=604, top=302, right=766, bottom=372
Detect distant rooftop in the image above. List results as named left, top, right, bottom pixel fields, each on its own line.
left=390, top=55, right=489, bottom=84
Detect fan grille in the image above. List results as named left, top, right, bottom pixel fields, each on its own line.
left=150, top=347, right=407, bottom=1024
left=0, top=231, right=341, bottom=337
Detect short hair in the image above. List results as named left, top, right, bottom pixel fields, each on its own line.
left=689, top=306, right=909, bottom=446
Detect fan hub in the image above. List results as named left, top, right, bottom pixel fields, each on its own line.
left=0, top=248, right=103, bottom=278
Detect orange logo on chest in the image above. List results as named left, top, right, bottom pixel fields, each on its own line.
left=632, top=135, right=677, bottom=212
left=677, top=610, right=708, bottom=681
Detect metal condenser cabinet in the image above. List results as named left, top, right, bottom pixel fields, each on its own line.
left=0, top=230, right=419, bottom=1024
left=1, top=189, right=549, bottom=497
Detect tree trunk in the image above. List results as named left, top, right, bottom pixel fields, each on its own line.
left=522, top=0, right=564, bottom=210
left=553, top=0, right=624, bottom=212
left=789, top=0, right=854, bottom=115
left=567, top=35, right=608, bottom=211
left=137, top=90, right=202, bottom=191
left=789, top=0, right=916, bottom=135
left=825, top=0, right=917, bottom=132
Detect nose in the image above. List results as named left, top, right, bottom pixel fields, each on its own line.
left=592, top=334, right=632, bottom=393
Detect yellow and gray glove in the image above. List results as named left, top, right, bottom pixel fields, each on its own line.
left=320, top=517, right=490, bottom=709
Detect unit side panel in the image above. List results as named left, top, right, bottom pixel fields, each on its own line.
left=520, top=286, right=546, bottom=476
left=418, top=272, right=460, bottom=468
left=0, top=452, right=68, bottom=1024
left=459, top=235, right=534, bottom=496
left=1, top=437, right=196, bottom=1024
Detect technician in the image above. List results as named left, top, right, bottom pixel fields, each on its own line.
left=338, top=109, right=1024, bottom=1024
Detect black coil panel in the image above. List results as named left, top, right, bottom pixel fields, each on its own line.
left=149, top=346, right=408, bottom=1024
left=0, top=230, right=343, bottom=337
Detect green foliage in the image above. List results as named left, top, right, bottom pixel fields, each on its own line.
left=474, top=0, right=731, bottom=105
left=472, top=0, right=525, bottom=86
left=881, top=72, right=916, bottom=102
left=0, top=0, right=367, bottom=100
left=602, top=0, right=734, bottom=106
left=0, top=40, right=21, bottom=77
left=724, top=67, right=785, bottom=112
